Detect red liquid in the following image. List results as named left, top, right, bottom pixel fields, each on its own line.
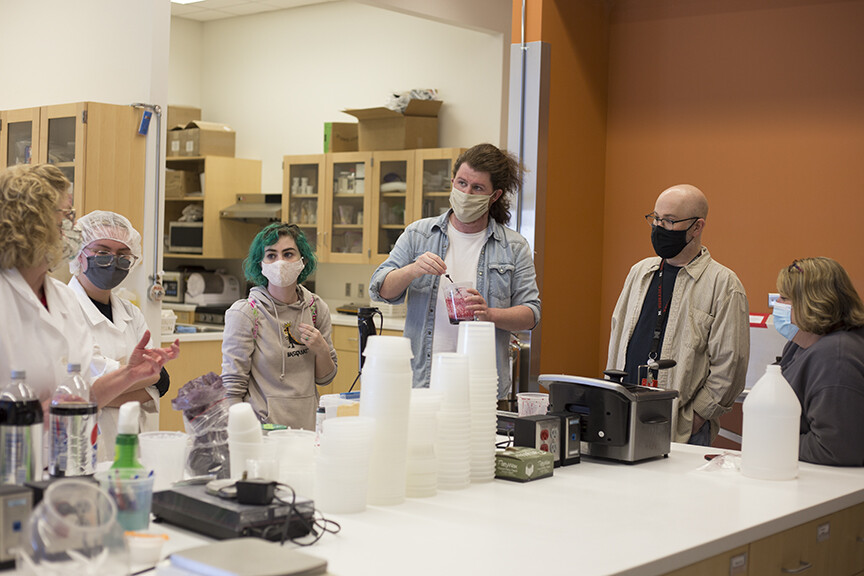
left=446, top=291, right=473, bottom=324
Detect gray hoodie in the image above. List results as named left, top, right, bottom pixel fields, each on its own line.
left=221, top=284, right=337, bottom=430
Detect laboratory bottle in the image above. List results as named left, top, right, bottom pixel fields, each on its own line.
left=48, top=363, right=98, bottom=478
left=111, top=401, right=145, bottom=472
left=0, top=370, right=44, bottom=484
left=741, top=364, right=801, bottom=480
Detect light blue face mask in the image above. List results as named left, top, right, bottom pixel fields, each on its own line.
left=773, top=302, right=799, bottom=340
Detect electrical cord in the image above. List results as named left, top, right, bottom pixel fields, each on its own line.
left=214, top=475, right=340, bottom=546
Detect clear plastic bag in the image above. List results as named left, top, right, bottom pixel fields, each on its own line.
left=171, top=372, right=230, bottom=478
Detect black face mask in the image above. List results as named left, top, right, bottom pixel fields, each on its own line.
left=83, top=258, right=130, bottom=290
left=651, top=222, right=695, bottom=259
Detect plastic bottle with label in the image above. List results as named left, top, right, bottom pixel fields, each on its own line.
left=741, top=364, right=801, bottom=480
left=48, top=363, right=98, bottom=477
left=0, top=370, right=44, bottom=484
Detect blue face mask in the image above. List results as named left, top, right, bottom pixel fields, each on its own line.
left=773, top=302, right=799, bottom=340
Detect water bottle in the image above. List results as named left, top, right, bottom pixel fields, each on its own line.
left=741, top=364, right=801, bottom=480
left=0, top=370, right=44, bottom=484
left=48, top=363, right=98, bottom=477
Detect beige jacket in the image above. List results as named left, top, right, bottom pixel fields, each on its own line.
left=607, top=247, right=750, bottom=442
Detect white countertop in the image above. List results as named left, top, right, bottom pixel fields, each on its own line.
left=153, top=444, right=864, bottom=576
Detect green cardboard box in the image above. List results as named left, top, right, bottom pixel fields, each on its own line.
left=495, top=447, right=554, bottom=482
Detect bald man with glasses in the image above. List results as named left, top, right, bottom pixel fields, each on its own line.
left=606, top=184, right=750, bottom=446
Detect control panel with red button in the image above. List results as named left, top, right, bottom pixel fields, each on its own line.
left=513, top=415, right=562, bottom=467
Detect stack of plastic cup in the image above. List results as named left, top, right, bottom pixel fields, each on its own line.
left=406, top=389, right=441, bottom=498
left=315, top=416, right=374, bottom=513
left=267, top=429, right=317, bottom=498
left=228, top=403, right=274, bottom=480
left=457, top=321, right=499, bottom=483
left=431, top=352, right=472, bottom=490
left=359, top=335, right=413, bottom=505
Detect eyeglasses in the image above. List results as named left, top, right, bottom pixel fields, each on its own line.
left=644, top=212, right=699, bottom=228
left=56, top=207, right=76, bottom=222
left=85, top=250, right=138, bottom=271
left=788, top=260, right=802, bottom=273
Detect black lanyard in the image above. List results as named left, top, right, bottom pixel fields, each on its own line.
left=648, top=260, right=671, bottom=362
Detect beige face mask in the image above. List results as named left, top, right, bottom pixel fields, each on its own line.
left=449, top=187, right=491, bottom=224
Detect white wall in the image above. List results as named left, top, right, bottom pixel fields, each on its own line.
left=0, top=0, right=171, bottom=343
left=169, top=0, right=507, bottom=193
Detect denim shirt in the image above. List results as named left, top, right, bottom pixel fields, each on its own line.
left=370, top=210, right=541, bottom=397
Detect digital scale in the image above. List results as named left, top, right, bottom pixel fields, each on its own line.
left=151, top=483, right=315, bottom=542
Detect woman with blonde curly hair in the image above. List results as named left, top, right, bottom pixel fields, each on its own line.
left=0, top=164, right=178, bottom=413
left=774, top=257, right=864, bottom=466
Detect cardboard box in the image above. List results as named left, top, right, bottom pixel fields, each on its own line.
left=165, top=169, right=201, bottom=198
left=324, top=122, right=358, bottom=153
left=167, top=106, right=201, bottom=131
left=167, top=126, right=184, bottom=157
left=495, top=447, right=554, bottom=482
left=343, top=100, right=441, bottom=151
left=180, top=121, right=236, bottom=157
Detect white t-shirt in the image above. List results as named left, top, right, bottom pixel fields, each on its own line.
left=431, top=225, right=486, bottom=359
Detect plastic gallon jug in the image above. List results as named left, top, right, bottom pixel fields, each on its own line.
left=741, top=364, right=801, bottom=480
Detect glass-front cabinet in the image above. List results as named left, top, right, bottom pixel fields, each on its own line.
left=372, top=151, right=415, bottom=265
left=283, top=154, right=326, bottom=254
left=0, top=108, right=40, bottom=167
left=414, top=147, right=465, bottom=221
left=1, top=102, right=139, bottom=227
left=325, top=152, right=373, bottom=264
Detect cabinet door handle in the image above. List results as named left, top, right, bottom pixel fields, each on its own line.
left=347, top=337, right=359, bottom=343
left=780, top=561, right=813, bottom=574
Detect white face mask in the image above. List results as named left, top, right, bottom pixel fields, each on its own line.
left=449, top=187, right=491, bottom=224
left=261, top=258, right=304, bottom=287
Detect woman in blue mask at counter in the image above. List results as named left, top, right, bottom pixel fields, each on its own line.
left=69, top=210, right=179, bottom=462
left=774, top=257, right=864, bottom=466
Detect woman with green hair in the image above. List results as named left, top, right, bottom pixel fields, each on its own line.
left=221, top=223, right=337, bottom=430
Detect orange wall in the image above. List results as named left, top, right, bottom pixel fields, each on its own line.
left=599, top=0, right=864, bottom=369
left=518, top=0, right=611, bottom=378
left=516, top=0, right=864, bottom=378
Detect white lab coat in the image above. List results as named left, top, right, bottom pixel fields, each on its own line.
left=68, top=276, right=160, bottom=462
left=0, top=268, right=116, bottom=401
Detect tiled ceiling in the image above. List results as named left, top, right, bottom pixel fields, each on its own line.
left=170, top=0, right=335, bottom=22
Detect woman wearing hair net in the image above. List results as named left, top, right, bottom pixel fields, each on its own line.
left=69, top=210, right=179, bottom=462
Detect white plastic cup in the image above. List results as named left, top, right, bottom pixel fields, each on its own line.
left=430, top=353, right=470, bottom=407
left=457, top=321, right=497, bottom=374
left=227, top=403, right=263, bottom=443
left=517, top=392, right=549, bottom=417
left=228, top=440, right=277, bottom=480
left=138, top=431, right=189, bottom=491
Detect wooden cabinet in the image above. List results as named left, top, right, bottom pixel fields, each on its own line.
left=158, top=338, right=224, bottom=432
left=282, top=154, right=326, bottom=256
left=1, top=102, right=146, bottom=232
left=284, top=148, right=462, bottom=264
left=749, top=516, right=833, bottom=576
left=164, top=156, right=262, bottom=259
left=664, top=546, right=748, bottom=576
left=414, top=147, right=465, bottom=221
left=318, top=324, right=402, bottom=396
left=324, top=151, right=374, bottom=263
left=831, top=502, right=864, bottom=576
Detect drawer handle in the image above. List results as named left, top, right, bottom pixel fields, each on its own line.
left=781, top=561, right=813, bottom=574
left=347, top=337, right=359, bottom=343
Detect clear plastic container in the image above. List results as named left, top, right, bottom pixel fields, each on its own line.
left=16, top=479, right=128, bottom=575
left=48, top=364, right=98, bottom=477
